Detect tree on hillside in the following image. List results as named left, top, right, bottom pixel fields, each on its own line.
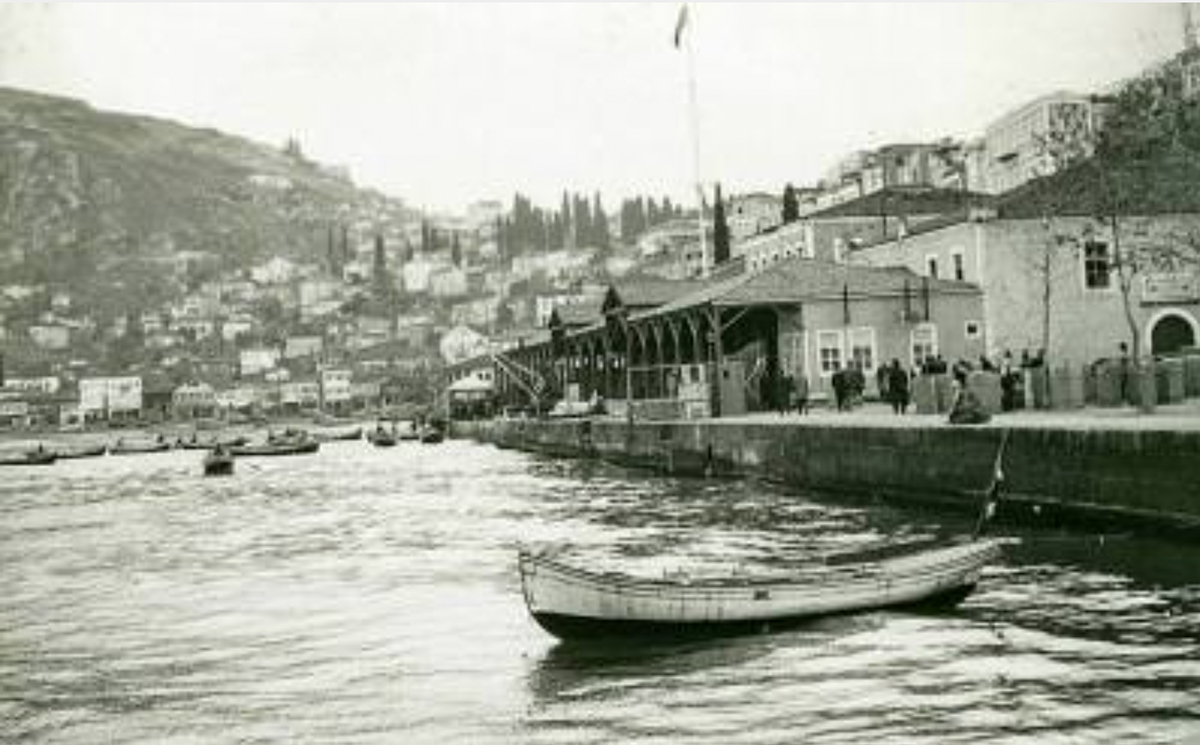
left=451, top=233, right=462, bottom=268
left=372, top=234, right=391, bottom=302
left=712, top=183, right=731, bottom=265
left=782, top=183, right=799, bottom=224
left=560, top=192, right=572, bottom=248
left=592, top=192, right=610, bottom=251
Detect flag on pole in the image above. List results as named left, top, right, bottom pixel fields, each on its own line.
left=673, top=4, right=690, bottom=49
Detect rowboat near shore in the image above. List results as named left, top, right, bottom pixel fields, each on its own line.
left=0, top=449, right=57, bottom=466
left=110, top=440, right=172, bottom=455
left=202, top=448, right=235, bottom=476
left=520, top=430, right=1015, bottom=641
left=230, top=436, right=320, bottom=457
left=52, top=444, right=108, bottom=460
left=312, top=427, right=363, bottom=443
left=518, top=539, right=1005, bottom=640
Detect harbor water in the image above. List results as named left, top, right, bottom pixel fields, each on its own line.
left=2, top=439, right=1198, bottom=744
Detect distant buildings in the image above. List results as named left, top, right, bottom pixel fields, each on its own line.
left=976, top=91, right=1096, bottom=194
left=79, top=376, right=143, bottom=421
left=850, top=209, right=1200, bottom=364
left=726, top=193, right=782, bottom=243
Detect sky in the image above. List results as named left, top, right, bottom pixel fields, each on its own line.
left=0, top=2, right=1187, bottom=212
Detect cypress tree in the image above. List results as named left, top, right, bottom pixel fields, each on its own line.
left=713, top=183, right=731, bottom=265
left=592, top=192, right=610, bottom=251
left=783, top=183, right=800, bottom=224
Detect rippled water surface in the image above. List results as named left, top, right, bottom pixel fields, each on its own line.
left=2, top=439, right=1198, bottom=744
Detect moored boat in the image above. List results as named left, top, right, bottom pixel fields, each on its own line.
left=202, top=448, right=235, bottom=476
left=52, top=443, right=108, bottom=460
left=367, top=428, right=398, bottom=447
left=230, top=439, right=320, bottom=457
left=0, top=449, right=57, bottom=466
left=518, top=539, right=1005, bottom=640
left=313, top=426, right=364, bottom=443
left=109, top=440, right=172, bottom=455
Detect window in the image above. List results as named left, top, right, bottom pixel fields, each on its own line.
left=816, top=330, right=844, bottom=376
left=910, top=323, right=938, bottom=368
left=926, top=255, right=939, bottom=279
left=952, top=251, right=965, bottom=281
left=964, top=320, right=982, bottom=340
left=847, top=327, right=876, bottom=372
left=1083, top=240, right=1111, bottom=289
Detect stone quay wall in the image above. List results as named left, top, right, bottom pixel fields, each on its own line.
left=452, top=418, right=1200, bottom=537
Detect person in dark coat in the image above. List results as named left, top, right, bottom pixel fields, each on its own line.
left=777, top=374, right=794, bottom=416
left=876, top=364, right=891, bottom=407
left=888, top=359, right=910, bottom=414
left=831, top=366, right=848, bottom=411
left=792, top=373, right=809, bottom=415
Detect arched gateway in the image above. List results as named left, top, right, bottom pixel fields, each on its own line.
left=1149, top=311, right=1198, bottom=356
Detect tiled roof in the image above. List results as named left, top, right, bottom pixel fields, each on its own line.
left=552, top=301, right=603, bottom=327
left=632, top=257, right=978, bottom=321
left=607, top=278, right=703, bottom=310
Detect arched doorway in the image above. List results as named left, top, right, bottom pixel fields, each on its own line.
left=1149, top=311, right=1198, bottom=356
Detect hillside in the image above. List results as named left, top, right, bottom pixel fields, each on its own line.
left=0, top=86, right=412, bottom=316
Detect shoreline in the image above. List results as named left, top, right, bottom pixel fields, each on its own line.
left=452, top=405, right=1200, bottom=541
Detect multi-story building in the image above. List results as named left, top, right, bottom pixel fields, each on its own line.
left=850, top=208, right=1200, bottom=365
left=320, top=368, right=353, bottom=410
left=79, top=376, right=143, bottom=421
left=172, top=382, right=217, bottom=419
left=727, top=193, right=783, bottom=243
left=977, top=91, right=1095, bottom=195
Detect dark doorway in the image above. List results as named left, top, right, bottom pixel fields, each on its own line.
left=1150, top=314, right=1196, bottom=356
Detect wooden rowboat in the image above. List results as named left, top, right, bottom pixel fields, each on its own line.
left=0, top=449, right=57, bottom=466
left=418, top=427, right=444, bottom=444
left=52, top=444, right=108, bottom=460
left=518, top=539, right=1004, bottom=640
left=109, top=441, right=172, bottom=455
left=202, top=449, right=235, bottom=476
left=367, top=429, right=398, bottom=447
left=230, top=440, right=320, bottom=457
left=313, top=427, right=363, bottom=443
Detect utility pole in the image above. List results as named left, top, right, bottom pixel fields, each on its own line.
left=678, top=4, right=709, bottom=277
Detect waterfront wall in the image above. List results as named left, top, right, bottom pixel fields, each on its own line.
left=453, top=418, right=1200, bottom=535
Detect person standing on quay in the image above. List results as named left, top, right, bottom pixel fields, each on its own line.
left=888, top=359, right=910, bottom=415
left=792, top=371, right=809, bottom=415
left=832, top=365, right=848, bottom=411
left=1118, top=341, right=1132, bottom=405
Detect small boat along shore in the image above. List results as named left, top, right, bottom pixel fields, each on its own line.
left=230, top=430, right=320, bottom=457
left=52, top=444, right=108, bottom=460
left=0, top=449, right=57, bottom=466
left=519, top=430, right=1015, bottom=642
left=518, top=538, right=1005, bottom=641
left=109, top=439, right=173, bottom=455
left=202, top=448, right=235, bottom=476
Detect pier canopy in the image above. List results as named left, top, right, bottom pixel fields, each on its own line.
left=494, top=258, right=982, bottom=418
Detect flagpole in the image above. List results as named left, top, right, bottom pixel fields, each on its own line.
left=681, top=4, right=708, bottom=279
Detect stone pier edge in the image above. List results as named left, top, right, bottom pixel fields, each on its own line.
left=451, top=418, right=1200, bottom=541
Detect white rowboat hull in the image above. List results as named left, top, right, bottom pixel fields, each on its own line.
left=519, top=539, right=1003, bottom=640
